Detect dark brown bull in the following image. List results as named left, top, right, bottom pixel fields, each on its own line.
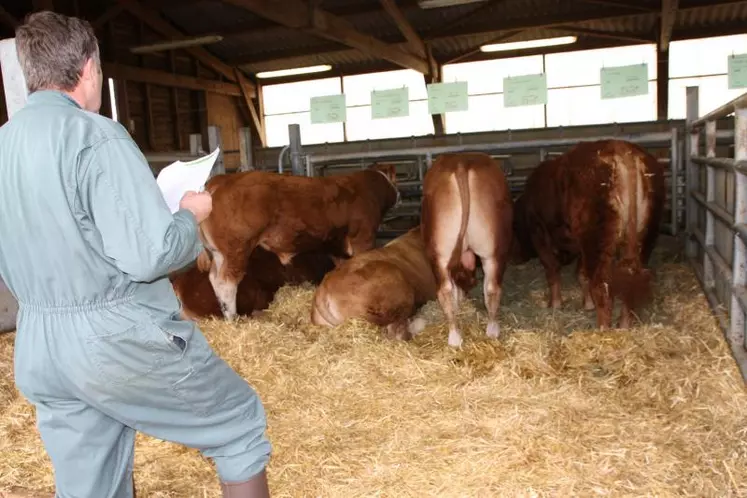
left=511, top=139, right=666, bottom=328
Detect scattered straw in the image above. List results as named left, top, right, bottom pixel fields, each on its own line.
left=1, top=239, right=746, bottom=497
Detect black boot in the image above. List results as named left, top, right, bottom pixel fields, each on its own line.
left=220, top=470, right=270, bottom=498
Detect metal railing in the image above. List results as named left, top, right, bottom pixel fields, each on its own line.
left=301, top=128, right=692, bottom=238
left=686, top=87, right=747, bottom=382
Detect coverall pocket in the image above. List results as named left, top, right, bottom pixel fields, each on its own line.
left=171, top=340, right=238, bottom=419
left=85, top=319, right=185, bottom=386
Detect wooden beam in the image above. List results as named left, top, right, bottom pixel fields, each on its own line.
left=234, top=68, right=266, bottom=147
left=169, top=50, right=183, bottom=150
left=379, top=0, right=426, bottom=58
left=32, top=0, right=55, bottom=11
left=102, top=63, right=244, bottom=97
left=557, top=25, right=653, bottom=44
left=0, top=6, right=18, bottom=30
left=660, top=0, right=679, bottom=51
left=575, top=0, right=657, bottom=12
left=220, top=0, right=430, bottom=74
left=93, top=5, right=125, bottom=29
left=116, top=0, right=253, bottom=91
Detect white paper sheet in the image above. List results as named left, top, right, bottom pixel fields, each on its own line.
left=156, top=147, right=221, bottom=214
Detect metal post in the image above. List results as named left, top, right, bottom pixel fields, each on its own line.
left=207, top=125, right=225, bottom=176
left=189, top=133, right=203, bottom=155
left=685, top=86, right=699, bottom=259
left=669, top=127, right=679, bottom=236
left=703, top=120, right=717, bottom=289
left=732, top=107, right=747, bottom=351
left=288, top=123, right=304, bottom=176
left=238, top=127, right=253, bottom=172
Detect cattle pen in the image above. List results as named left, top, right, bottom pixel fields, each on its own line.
left=2, top=1, right=747, bottom=497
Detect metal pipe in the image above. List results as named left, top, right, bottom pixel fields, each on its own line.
left=691, top=156, right=746, bottom=170
left=670, top=127, right=679, bottom=236
left=691, top=190, right=735, bottom=227
left=307, top=131, right=677, bottom=164
left=277, top=145, right=289, bottom=173
left=288, top=123, right=304, bottom=176
left=689, top=91, right=747, bottom=129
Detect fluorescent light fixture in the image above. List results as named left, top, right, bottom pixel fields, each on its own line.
left=130, top=35, right=223, bottom=54
left=256, top=65, right=333, bottom=79
left=418, top=0, right=487, bottom=8
left=480, top=36, right=578, bottom=53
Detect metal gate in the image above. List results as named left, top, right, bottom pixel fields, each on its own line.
left=685, top=86, right=747, bottom=381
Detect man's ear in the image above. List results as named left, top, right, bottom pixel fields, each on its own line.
left=81, top=57, right=96, bottom=82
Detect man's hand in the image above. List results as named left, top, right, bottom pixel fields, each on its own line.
left=179, top=191, right=213, bottom=223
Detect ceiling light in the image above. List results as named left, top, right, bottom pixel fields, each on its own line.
left=256, top=65, right=333, bottom=79
left=480, top=36, right=578, bottom=53
left=418, top=0, right=488, bottom=8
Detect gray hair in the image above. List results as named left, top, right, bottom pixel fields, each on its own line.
left=15, top=11, right=100, bottom=93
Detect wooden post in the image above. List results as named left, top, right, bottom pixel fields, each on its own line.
left=239, top=127, right=253, bottom=171
left=0, top=38, right=28, bottom=120
left=207, top=125, right=225, bottom=176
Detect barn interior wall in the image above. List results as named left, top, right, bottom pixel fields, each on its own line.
left=206, top=92, right=247, bottom=172
left=105, top=11, right=213, bottom=154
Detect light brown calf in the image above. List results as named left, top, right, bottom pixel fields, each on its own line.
left=421, top=152, right=514, bottom=347
left=311, top=226, right=477, bottom=340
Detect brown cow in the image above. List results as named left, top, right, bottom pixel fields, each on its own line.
left=171, top=246, right=336, bottom=321
left=511, top=139, right=666, bottom=329
left=421, top=152, right=514, bottom=347
left=310, top=226, right=477, bottom=340
left=200, top=163, right=399, bottom=320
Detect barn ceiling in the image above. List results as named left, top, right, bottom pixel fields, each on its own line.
left=1, top=0, right=746, bottom=83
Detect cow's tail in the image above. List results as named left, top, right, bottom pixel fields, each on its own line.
left=449, top=162, right=471, bottom=270
left=610, top=154, right=652, bottom=311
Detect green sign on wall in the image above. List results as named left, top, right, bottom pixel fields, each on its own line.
left=503, top=73, right=548, bottom=108
left=600, top=63, right=649, bottom=99
left=310, top=94, right=347, bottom=124
left=371, top=87, right=409, bottom=119
left=728, top=54, right=747, bottom=89
left=427, top=81, right=468, bottom=114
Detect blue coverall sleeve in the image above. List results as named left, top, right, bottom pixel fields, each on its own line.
left=79, top=137, right=204, bottom=283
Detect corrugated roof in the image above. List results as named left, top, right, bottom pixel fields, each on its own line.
left=147, top=0, right=747, bottom=78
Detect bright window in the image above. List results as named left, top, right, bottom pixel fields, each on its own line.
left=445, top=94, right=545, bottom=134
left=668, top=34, right=747, bottom=119
left=546, top=82, right=657, bottom=127
left=345, top=101, right=434, bottom=141
left=544, top=44, right=657, bottom=87
left=441, top=56, right=544, bottom=95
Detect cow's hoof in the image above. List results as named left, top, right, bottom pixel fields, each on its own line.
left=448, top=330, right=463, bottom=348
left=486, top=321, right=500, bottom=339
left=408, top=317, right=427, bottom=336
left=547, top=300, right=561, bottom=310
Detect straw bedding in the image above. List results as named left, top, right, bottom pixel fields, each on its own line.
left=1, top=239, right=746, bottom=497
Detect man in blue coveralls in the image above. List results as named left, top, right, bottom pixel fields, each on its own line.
left=0, top=11, right=271, bottom=498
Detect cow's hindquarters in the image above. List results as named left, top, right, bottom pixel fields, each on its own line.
left=609, top=155, right=655, bottom=327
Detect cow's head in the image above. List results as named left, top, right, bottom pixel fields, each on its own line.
left=369, top=162, right=398, bottom=186
left=508, top=194, right=537, bottom=264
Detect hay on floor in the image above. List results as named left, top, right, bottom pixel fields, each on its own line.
left=1, top=243, right=746, bottom=497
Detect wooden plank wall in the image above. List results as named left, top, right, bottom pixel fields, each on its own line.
left=0, top=1, right=251, bottom=162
